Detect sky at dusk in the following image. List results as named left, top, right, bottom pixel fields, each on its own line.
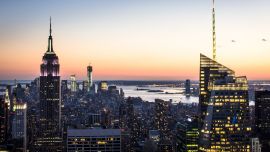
left=0, top=0, right=270, bottom=80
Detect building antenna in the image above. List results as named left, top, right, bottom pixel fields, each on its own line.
left=47, top=16, right=54, bottom=52
left=212, top=0, right=217, bottom=61
left=50, top=16, right=52, bottom=36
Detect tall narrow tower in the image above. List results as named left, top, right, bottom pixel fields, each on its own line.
left=38, top=17, right=62, bottom=151
left=87, top=64, right=93, bottom=91
left=212, top=0, right=217, bottom=61
left=70, top=74, right=77, bottom=93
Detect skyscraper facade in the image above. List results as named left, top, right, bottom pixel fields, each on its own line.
left=185, top=79, right=191, bottom=96
left=199, top=54, right=251, bottom=151
left=0, top=89, right=9, bottom=145
left=255, top=90, right=270, bottom=152
left=98, top=81, right=108, bottom=93
left=70, top=74, right=77, bottom=93
left=38, top=18, right=62, bottom=151
left=154, top=99, right=169, bottom=140
left=82, top=80, right=89, bottom=93
left=12, top=101, right=27, bottom=151
left=176, top=117, right=199, bottom=152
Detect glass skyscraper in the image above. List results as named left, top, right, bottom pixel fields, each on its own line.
left=199, top=54, right=251, bottom=151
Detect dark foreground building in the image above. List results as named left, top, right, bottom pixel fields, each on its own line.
left=255, top=90, right=270, bottom=152
left=0, top=90, right=9, bottom=145
left=176, top=117, right=199, bottom=152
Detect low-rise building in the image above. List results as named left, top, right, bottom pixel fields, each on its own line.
left=67, top=128, right=121, bottom=152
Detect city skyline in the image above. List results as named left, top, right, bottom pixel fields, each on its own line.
left=1, top=0, right=270, bottom=80
left=1, top=1, right=270, bottom=151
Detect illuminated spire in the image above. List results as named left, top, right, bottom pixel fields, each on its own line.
left=212, top=0, right=216, bottom=61
left=47, top=16, right=54, bottom=53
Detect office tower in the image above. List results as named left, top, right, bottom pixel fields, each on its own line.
left=61, top=80, right=68, bottom=104
left=176, top=117, right=199, bottom=152
left=98, top=81, right=108, bottom=92
left=87, top=64, right=93, bottom=91
left=100, top=108, right=111, bottom=128
left=27, top=105, right=39, bottom=151
left=119, top=102, right=127, bottom=129
left=88, top=113, right=101, bottom=127
left=185, top=79, right=191, bottom=96
left=6, top=85, right=12, bottom=111
left=124, top=97, right=141, bottom=151
left=149, top=130, right=160, bottom=143
left=0, top=89, right=10, bottom=144
left=251, top=138, right=262, bottom=152
left=154, top=99, right=174, bottom=151
left=61, top=80, right=68, bottom=94
left=82, top=80, right=89, bottom=93
left=60, top=80, right=68, bottom=139
left=255, top=90, right=270, bottom=152
left=199, top=53, right=234, bottom=128
left=120, top=88, right=124, bottom=97
left=12, top=100, right=27, bottom=151
left=70, top=74, right=77, bottom=93
left=108, top=86, right=119, bottom=94
left=30, top=78, right=40, bottom=101
left=67, top=128, right=121, bottom=152
left=199, top=54, right=251, bottom=151
left=121, top=130, right=131, bottom=152
left=38, top=18, right=62, bottom=151
left=154, top=99, right=169, bottom=140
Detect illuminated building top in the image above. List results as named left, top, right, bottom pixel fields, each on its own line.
left=40, top=17, right=59, bottom=77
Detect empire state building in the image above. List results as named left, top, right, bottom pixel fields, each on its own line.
left=37, top=18, right=62, bottom=151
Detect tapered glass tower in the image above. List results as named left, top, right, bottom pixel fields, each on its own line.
left=198, top=54, right=251, bottom=151
left=87, top=64, right=93, bottom=91
left=37, top=18, right=62, bottom=151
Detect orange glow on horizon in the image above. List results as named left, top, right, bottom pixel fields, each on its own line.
left=1, top=1, right=270, bottom=80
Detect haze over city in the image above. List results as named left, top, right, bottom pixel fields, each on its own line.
left=1, top=0, right=270, bottom=80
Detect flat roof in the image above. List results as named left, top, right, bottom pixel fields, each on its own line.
left=67, top=128, right=121, bottom=137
